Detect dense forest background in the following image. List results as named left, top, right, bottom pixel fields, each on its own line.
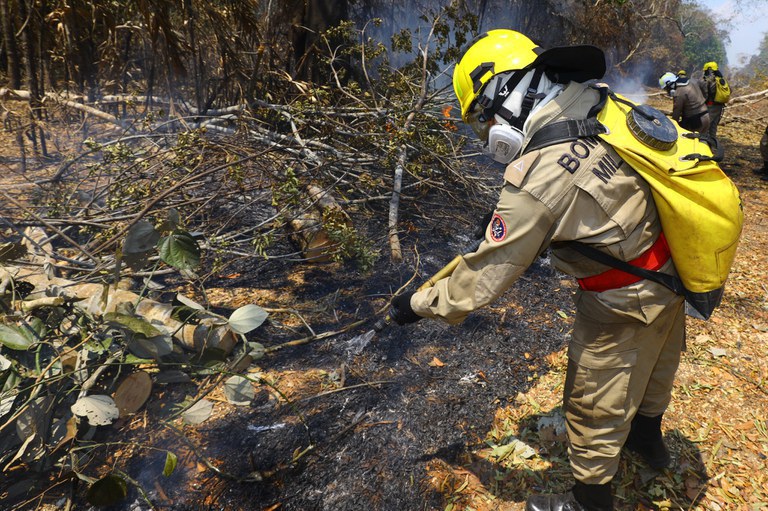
left=2, top=0, right=767, bottom=110
left=2, top=1, right=768, bottom=510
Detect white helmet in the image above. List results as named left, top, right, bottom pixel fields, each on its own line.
left=659, top=72, right=677, bottom=90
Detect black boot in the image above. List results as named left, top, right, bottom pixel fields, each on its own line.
left=624, top=413, right=671, bottom=469
left=526, top=481, right=613, bottom=511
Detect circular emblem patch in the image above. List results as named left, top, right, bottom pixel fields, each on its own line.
left=489, top=213, right=507, bottom=242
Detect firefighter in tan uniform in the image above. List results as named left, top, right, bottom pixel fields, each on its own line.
left=389, top=30, right=686, bottom=511
left=659, top=70, right=711, bottom=134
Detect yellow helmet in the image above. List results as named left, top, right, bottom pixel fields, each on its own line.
left=703, top=61, right=718, bottom=72
left=452, top=29, right=606, bottom=121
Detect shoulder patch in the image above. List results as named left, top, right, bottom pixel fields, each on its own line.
left=503, top=151, right=537, bottom=187
left=489, top=213, right=507, bottom=242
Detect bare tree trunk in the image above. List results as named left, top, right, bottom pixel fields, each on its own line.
left=17, top=0, right=45, bottom=157
left=184, top=0, right=204, bottom=114
left=15, top=116, right=27, bottom=173
left=289, top=0, right=350, bottom=82
left=0, top=0, right=21, bottom=89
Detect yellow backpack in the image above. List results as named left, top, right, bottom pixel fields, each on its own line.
left=714, top=76, right=731, bottom=104
left=525, top=86, right=743, bottom=319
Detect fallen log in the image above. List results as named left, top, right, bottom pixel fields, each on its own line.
left=2, top=265, right=236, bottom=354
left=9, top=228, right=237, bottom=353
left=0, top=88, right=133, bottom=131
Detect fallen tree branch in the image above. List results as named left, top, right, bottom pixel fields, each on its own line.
left=0, top=88, right=134, bottom=131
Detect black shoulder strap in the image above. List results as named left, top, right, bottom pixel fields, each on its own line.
left=524, top=117, right=607, bottom=154
left=523, top=85, right=611, bottom=154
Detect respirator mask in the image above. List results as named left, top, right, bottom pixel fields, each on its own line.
left=474, top=69, right=560, bottom=164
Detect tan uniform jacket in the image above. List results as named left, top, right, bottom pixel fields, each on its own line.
left=672, top=81, right=707, bottom=121
left=411, top=82, right=680, bottom=325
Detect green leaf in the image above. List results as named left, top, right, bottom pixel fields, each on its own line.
left=157, top=232, right=200, bottom=270
left=123, top=250, right=152, bottom=271
left=248, top=342, right=266, bottom=361
left=123, top=354, right=155, bottom=365
left=0, top=324, right=35, bottom=350
left=223, top=375, right=255, bottom=406
left=124, top=220, right=160, bottom=254
left=1, top=366, right=21, bottom=393
left=182, top=399, right=213, bottom=425
left=176, top=293, right=205, bottom=310
left=163, top=451, right=178, bottom=477
left=104, top=312, right=163, bottom=337
left=158, top=208, right=181, bottom=233
left=228, top=304, right=269, bottom=334
left=86, top=473, right=128, bottom=506
left=126, top=335, right=173, bottom=360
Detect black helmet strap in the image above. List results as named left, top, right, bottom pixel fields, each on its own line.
left=475, top=70, right=526, bottom=122
left=476, top=66, right=546, bottom=129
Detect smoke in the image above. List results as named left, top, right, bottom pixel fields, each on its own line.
left=604, top=59, right=664, bottom=105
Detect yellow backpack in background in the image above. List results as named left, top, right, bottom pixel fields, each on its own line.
left=714, top=76, right=731, bottom=104
left=524, top=86, right=744, bottom=319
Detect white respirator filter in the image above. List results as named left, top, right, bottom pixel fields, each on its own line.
left=486, top=123, right=524, bottom=164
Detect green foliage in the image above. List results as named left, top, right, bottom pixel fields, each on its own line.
left=0, top=215, right=271, bottom=507
left=271, top=167, right=301, bottom=209
left=680, top=1, right=729, bottom=70
left=86, top=473, right=128, bottom=506
left=744, top=31, right=768, bottom=82
left=157, top=232, right=201, bottom=270
left=391, top=29, right=413, bottom=54
left=163, top=451, right=178, bottom=477
left=322, top=208, right=378, bottom=272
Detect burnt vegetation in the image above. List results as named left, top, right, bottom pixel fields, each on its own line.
left=1, top=1, right=768, bottom=510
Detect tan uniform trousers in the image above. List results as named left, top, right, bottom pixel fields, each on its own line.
left=564, top=290, right=686, bottom=484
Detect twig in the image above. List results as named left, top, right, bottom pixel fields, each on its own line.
left=300, top=380, right=394, bottom=402
left=86, top=153, right=260, bottom=255
left=0, top=190, right=100, bottom=264
left=264, top=318, right=367, bottom=353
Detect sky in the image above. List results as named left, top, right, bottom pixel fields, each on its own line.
left=697, top=0, right=768, bottom=68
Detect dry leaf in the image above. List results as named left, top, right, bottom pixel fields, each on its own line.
left=685, top=476, right=702, bottom=500
left=114, top=371, right=153, bottom=415
left=428, top=357, right=445, bottom=367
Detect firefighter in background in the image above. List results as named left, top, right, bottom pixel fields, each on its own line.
left=757, top=123, right=768, bottom=180
left=390, top=29, right=685, bottom=511
left=660, top=70, right=711, bottom=134
left=698, top=61, right=728, bottom=142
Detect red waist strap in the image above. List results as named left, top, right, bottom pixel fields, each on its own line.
left=577, top=233, right=671, bottom=293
